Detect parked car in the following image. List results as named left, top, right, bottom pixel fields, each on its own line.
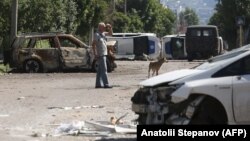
left=131, top=44, right=250, bottom=124
left=185, top=25, right=224, bottom=61
left=3, top=33, right=117, bottom=73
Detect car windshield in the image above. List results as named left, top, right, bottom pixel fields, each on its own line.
left=207, top=50, right=247, bottom=63
left=194, top=49, right=248, bottom=70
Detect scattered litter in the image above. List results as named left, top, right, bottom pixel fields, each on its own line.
left=0, top=114, right=9, bottom=117
left=107, top=111, right=115, bottom=113
left=78, top=130, right=111, bottom=137
left=84, top=121, right=116, bottom=132
left=115, top=125, right=137, bottom=134
left=30, top=132, right=49, bottom=138
left=17, top=96, right=25, bottom=100
left=110, top=113, right=128, bottom=125
left=53, top=120, right=113, bottom=137
left=53, top=114, right=136, bottom=137
left=110, top=116, right=123, bottom=125
left=48, top=105, right=104, bottom=110
left=54, top=121, right=85, bottom=136
left=85, top=120, right=136, bottom=134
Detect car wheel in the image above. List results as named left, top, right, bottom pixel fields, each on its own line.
left=23, top=59, right=43, bottom=73
left=187, top=54, right=193, bottom=62
left=189, top=98, right=227, bottom=124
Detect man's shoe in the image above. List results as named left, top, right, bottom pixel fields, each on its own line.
left=104, top=85, right=113, bottom=89
left=95, top=86, right=103, bottom=88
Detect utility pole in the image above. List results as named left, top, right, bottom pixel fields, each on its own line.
left=124, top=0, right=127, bottom=15
left=236, top=16, right=245, bottom=47
left=240, top=25, right=243, bottom=47
left=10, top=0, right=18, bottom=44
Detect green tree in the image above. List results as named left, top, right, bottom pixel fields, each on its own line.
left=1, top=0, right=176, bottom=51
left=209, top=0, right=250, bottom=49
left=125, top=0, right=175, bottom=37
left=127, top=9, right=144, bottom=32
left=179, top=8, right=199, bottom=26
left=18, top=0, right=77, bottom=33
left=0, top=0, right=11, bottom=53
left=75, top=0, right=108, bottom=42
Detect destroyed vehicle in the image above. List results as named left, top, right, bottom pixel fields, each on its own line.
left=131, top=44, right=250, bottom=124
left=3, top=33, right=117, bottom=73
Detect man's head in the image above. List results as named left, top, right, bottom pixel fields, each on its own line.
left=98, top=22, right=106, bottom=32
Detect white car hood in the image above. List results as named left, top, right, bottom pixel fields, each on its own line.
left=140, top=69, right=202, bottom=87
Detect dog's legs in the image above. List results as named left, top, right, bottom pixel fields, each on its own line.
left=156, top=70, right=159, bottom=76
left=152, top=70, right=155, bottom=76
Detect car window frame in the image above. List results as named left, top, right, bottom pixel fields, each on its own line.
left=212, top=55, right=250, bottom=78
left=58, top=36, right=81, bottom=48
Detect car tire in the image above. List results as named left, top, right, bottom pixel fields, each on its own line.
left=187, top=54, right=193, bottom=62
left=23, top=59, right=43, bottom=73
left=189, top=98, right=227, bottom=124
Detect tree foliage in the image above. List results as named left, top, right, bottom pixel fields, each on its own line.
left=18, top=0, right=77, bottom=33
left=0, top=0, right=176, bottom=51
left=0, top=0, right=11, bottom=52
left=179, top=8, right=199, bottom=26
left=209, top=0, right=250, bottom=49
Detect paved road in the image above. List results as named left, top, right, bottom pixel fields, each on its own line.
left=0, top=60, right=202, bottom=141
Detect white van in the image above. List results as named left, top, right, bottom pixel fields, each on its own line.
left=161, top=34, right=186, bottom=59
left=107, top=33, right=161, bottom=60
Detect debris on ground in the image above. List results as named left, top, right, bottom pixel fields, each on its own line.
left=30, top=132, right=49, bottom=138
left=110, top=113, right=128, bottom=125
left=52, top=114, right=136, bottom=137
left=53, top=120, right=136, bottom=137
left=17, top=96, right=25, bottom=100
left=0, top=114, right=9, bottom=117
left=47, top=105, right=104, bottom=110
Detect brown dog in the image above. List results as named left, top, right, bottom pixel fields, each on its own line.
left=148, top=58, right=167, bottom=78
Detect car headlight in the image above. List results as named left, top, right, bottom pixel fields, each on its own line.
left=174, top=83, right=185, bottom=89
left=154, top=86, right=175, bottom=102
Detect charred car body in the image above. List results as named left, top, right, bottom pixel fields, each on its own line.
left=4, top=33, right=117, bottom=73
left=132, top=45, right=250, bottom=124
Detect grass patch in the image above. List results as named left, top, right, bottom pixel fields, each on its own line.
left=0, top=63, right=10, bottom=73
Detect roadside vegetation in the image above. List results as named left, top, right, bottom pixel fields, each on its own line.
left=209, top=0, right=250, bottom=49
left=0, top=0, right=176, bottom=54
left=0, top=63, right=9, bottom=73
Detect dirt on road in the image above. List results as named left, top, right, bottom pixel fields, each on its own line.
left=0, top=60, right=202, bottom=141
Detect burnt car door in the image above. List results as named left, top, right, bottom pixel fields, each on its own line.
left=58, top=36, right=89, bottom=68
left=18, top=37, right=60, bottom=72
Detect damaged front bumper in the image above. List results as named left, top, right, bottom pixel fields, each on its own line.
left=131, top=85, right=205, bottom=125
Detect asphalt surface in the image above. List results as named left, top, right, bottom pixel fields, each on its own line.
left=0, top=60, right=202, bottom=141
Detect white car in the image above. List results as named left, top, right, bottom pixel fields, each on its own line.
left=131, top=44, right=250, bottom=124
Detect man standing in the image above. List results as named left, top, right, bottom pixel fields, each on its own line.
left=92, top=22, right=113, bottom=88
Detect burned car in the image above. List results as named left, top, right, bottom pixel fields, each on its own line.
left=131, top=44, right=250, bottom=124
left=4, top=33, right=117, bottom=73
